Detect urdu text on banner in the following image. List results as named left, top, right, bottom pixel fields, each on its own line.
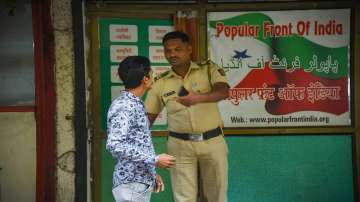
left=207, top=9, right=351, bottom=127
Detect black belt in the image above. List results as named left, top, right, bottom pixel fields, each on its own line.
left=169, top=127, right=222, bottom=141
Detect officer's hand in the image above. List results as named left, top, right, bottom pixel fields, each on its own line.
left=154, top=174, right=165, bottom=193
left=156, top=153, right=176, bottom=168
left=177, top=90, right=201, bottom=106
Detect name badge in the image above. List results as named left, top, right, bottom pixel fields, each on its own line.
left=163, top=90, right=176, bottom=97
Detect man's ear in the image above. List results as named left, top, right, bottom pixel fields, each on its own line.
left=142, top=75, right=151, bottom=84
left=187, top=44, right=193, bottom=54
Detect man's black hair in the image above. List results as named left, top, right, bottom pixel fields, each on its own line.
left=162, top=31, right=191, bottom=44
left=118, top=56, right=151, bottom=89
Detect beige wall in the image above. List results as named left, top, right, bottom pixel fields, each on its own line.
left=0, top=112, right=36, bottom=202
left=53, top=0, right=76, bottom=202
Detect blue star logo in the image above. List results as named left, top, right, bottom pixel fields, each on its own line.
left=233, top=49, right=251, bottom=60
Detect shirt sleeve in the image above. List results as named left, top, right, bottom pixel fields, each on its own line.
left=208, top=62, right=229, bottom=86
left=106, top=107, right=156, bottom=166
left=145, top=81, right=164, bottom=115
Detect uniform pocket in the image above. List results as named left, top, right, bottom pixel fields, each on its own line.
left=163, top=97, right=186, bottom=114
left=208, top=135, right=228, bottom=155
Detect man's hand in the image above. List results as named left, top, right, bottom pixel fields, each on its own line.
left=154, top=174, right=165, bottom=193
left=176, top=90, right=201, bottom=107
left=176, top=82, right=229, bottom=107
left=156, top=153, right=176, bottom=168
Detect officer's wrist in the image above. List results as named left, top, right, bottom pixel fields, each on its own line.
left=195, top=93, right=206, bottom=103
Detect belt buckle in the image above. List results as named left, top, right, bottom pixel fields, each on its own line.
left=189, top=134, right=203, bottom=141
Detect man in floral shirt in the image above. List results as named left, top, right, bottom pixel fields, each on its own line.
left=106, top=56, right=176, bottom=202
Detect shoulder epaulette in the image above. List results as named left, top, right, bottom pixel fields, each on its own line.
left=197, top=59, right=212, bottom=66
left=154, top=70, right=170, bottom=82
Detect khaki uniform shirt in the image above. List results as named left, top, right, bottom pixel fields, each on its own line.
left=145, top=61, right=228, bottom=134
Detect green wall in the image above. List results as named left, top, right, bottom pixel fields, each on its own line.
left=102, top=134, right=354, bottom=202
left=226, top=135, right=354, bottom=202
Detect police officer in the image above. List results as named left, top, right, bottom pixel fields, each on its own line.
left=145, top=31, right=229, bottom=202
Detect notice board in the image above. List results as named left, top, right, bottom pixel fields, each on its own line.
left=98, top=16, right=173, bottom=202
left=99, top=17, right=173, bottom=132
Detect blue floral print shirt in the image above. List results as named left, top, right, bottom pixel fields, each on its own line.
left=106, top=91, right=158, bottom=188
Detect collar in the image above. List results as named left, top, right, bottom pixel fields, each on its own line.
left=122, top=90, right=142, bottom=102
left=166, top=61, right=200, bottom=78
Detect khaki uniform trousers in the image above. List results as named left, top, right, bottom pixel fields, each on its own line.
left=167, top=135, right=228, bottom=202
